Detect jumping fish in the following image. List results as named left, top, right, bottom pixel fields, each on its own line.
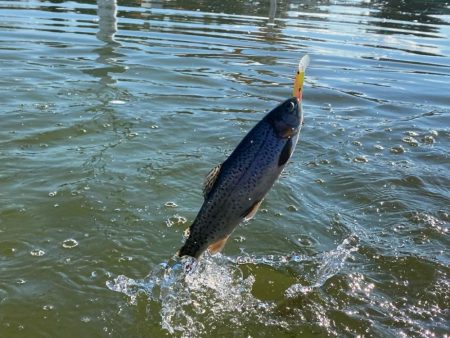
left=178, top=55, right=310, bottom=259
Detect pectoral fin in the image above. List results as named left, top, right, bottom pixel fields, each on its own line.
left=242, top=199, right=263, bottom=221
left=278, top=138, right=293, bottom=166
left=208, top=235, right=230, bottom=254
left=203, top=164, right=222, bottom=198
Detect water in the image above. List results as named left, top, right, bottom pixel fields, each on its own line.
left=0, top=0, right=449, bottom=337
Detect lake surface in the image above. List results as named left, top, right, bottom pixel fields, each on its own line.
left=0, top=0, right=449, bottom=337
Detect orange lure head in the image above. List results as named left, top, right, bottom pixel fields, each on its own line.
left=292, top=55, right=310, bottom=102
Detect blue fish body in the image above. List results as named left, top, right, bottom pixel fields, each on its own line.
left=179, top=97, right=303, bottom=259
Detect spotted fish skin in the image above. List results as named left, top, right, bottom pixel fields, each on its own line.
left=178, top=97, right=303, bottom=259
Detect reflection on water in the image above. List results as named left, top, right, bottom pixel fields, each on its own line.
left=0, top=0, right=449, bottom=337
left=97, top=0, right=117, bottom=43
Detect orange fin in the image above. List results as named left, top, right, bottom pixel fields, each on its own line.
left=203, top=164, right=222, bottom=198
left=242, top=199, right=263, bottom=221
left=208, top=235, right=230, bottom=255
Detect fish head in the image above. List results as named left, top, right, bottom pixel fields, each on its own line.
left=267, top=97, right=303, bottom=139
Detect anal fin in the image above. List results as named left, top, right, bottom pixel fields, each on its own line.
left=208, top=235, right=230, bottom=255
left=242, top=199, right=263, bottom=221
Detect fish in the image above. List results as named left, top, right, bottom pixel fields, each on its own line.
left=178, top=55, right=310, bottom=259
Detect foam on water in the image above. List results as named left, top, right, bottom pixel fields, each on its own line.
left=107, top=236, right=358, bottom=336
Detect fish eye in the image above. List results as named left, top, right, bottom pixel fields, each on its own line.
left=287, top=101, right=295, bottom=112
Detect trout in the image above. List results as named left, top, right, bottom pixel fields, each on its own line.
left=178, top=56, right=310, bottom=259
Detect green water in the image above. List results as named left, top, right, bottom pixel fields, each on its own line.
left=0, top=0, right=449, bottom=337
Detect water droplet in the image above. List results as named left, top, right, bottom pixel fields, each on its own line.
left=353, top=156, right=368, bottom=163
left=30, top=249, right=45, bottom=257
left=166, top=215, right=187, bottom=227
left=234, top=235, right=246, bottom=242
left=16, top=279, right=26, bottom=285
left=164, top=201, right=178, bottom=208
left=62, top=239, right=78, bottom=249
left=421, top=135, right=435, bottom=144
left=48, top=191, right=57, bottom=197
left=42, top=305, right=54, bottom=311
left=183, top=228, right=190, bottom=238
left=118, top=256, right=133, bottom=263
left=80, top=316, right=91, bottom=323
left=287, top=205, right=298, bottom=212
left=390, top=145, right=405, bottom=154
left=402, top=136, right=419, bottom=147
left=110, top=100, right=126, bottom=105
left=285, top=283, right=312, bottom=298
left=373, top=144, right=384, bottom=151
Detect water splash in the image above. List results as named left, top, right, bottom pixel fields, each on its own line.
left=107, top=237, right=358, bottom=336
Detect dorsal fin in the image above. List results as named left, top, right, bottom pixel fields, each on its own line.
left=203, top=164, right=222, bottom=198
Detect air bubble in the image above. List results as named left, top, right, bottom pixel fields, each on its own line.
left=287, top=205, right=298, bottom=212
left=390, top=145, right=405, bottom=154
left=402, top=136, right=419, bottom=146
left=405, top=130, right=418, bottom=136
left=80, top=316, right=91, bottom=323
left=166, top=215, right=187, bottom=227
left=62, top=239, right=79, bottom=249
left=353, top=156, right=368, bottom=163
left=42, top=305, right=54, bottom=311
left=421, top=135, right=435, bottom=144
left=373, top=144, right=384, bottom=151
left=30, top=249, right=45, bottom=257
